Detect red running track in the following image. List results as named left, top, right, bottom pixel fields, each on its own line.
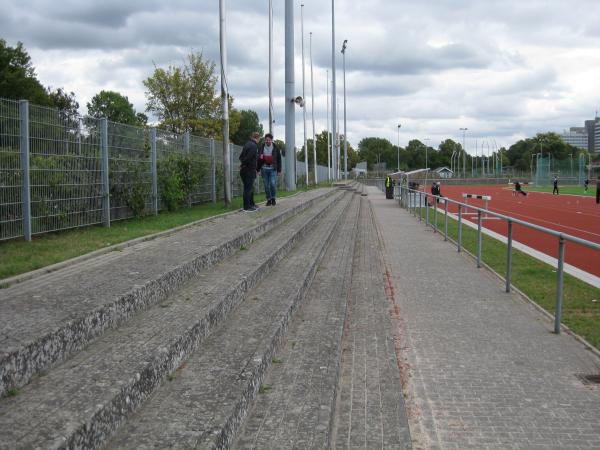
left=421, top=184, right=600, bottom=278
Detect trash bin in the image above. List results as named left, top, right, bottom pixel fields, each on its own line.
left=385, top=176, right=394, bottom=199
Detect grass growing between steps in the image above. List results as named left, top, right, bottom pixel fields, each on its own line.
left=0, top=186, right=327, bottom=281
left=414, top=206, right=600, bottom=349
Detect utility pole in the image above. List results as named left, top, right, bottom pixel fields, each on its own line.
left=301, top=4, right=308, bottom=186
left=327, top=70, right=331, bottom=181
left=284, top=0, right=296, bottom=190
left=219, top=0, right=231, bottom=204
left=341, top=39, right=348, bottom=180
left=331, top=0, right=337, bottom=180
left=268, top=0, right=273, bottom=135
left=310, top=32, right=317, bottom=183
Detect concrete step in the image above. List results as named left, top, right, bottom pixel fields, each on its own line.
left=233, top=195, right=362, bottom=450
left=0, top=188, right=333, bottom=397
left=103, top=193, right=358, bottom=450
left=0, top=191, right=346, bottom=450
left=330, top=198, right=411, bottom=449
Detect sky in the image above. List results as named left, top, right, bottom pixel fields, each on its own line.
left=3, top=0, right=600, bottom=154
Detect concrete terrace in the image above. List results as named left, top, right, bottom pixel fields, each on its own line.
left=0, top=183, right=599, bottom=449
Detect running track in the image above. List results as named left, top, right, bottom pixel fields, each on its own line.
left=423, top=184, right=600, bottom=278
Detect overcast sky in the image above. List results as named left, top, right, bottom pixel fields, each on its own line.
left=3, top=0, right=600, bottom=153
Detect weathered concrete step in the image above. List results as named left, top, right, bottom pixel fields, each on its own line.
left=0, top=191, right=346, bottom=450
left=0, top=188, right=333, bottom=397
left=103, top=194, right=358, bottom=450
left=330, top=199, right=411, bottom=449
left=233, top=196, right=362, bottom=450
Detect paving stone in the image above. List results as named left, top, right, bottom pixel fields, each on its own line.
left=0, top=191, right=345, bottom=450
left=368, top=186, right=600, bottom=450
left=0, top=188, right=333, bottom=396
left=103, top=193, right=355, bottom=449
left=331, top=198, right=411, bottom=449
left=233, top=194, right=361, bottom=450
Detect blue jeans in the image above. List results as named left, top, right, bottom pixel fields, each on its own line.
left=261, top=166, right=277, bottom=200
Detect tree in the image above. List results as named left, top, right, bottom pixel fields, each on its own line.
left=87, top=90, right=143, bottom=125
left=48, top=87, right=79, bottom=118
left=357, top=137, right=396, bottom=170
left=0, top=39, right=52, bottom=105
left=231, top=109, right=263, bottom=145
left=143, top=52, right=239, bottom=138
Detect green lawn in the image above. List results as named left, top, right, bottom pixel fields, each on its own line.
left=416, top=205, right=600, bottom=349
left=525, top=185, right=596, bottom=196
left=0, top=187, right=317, bottom=281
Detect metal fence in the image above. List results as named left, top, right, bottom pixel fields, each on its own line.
left=395, top=184, right=600, bottom=335
left=0, top=98, right=338, bottom=241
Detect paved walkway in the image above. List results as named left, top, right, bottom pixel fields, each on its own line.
left=368, top=186, right=600, bottom=449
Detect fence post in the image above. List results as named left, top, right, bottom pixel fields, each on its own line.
left=19, top=100, right=31, bottom=241
left=554, top=235, right=565, bottom=334
left=419, top=192, right=422, bottom=222
left=477, top=209, right=482, bottom=268
left=506, top=220, right=513, bottom=293
left=210, top=138, right=216, bottom=203
left=433, top=198, right=438, bottom=233
left=151, top=127, right=158, bottom=215
left=229, top=143, right=234, bottom=197
left=444, top=200, right=448, bottom=241
left=425, top=194, right=430, bottom=226
left=100, top=118, right=110, bottom=227
left=457, top=204, right=462, bottom=252
left=184, top=131, right=190, bottom=154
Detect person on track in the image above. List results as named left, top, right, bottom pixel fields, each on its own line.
left=596, top=176, right=600, bottom=205
left=514, top=181, right=527, bottom=196
left=553, top=176, right=559, bottom=195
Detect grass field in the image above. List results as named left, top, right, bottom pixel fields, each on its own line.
left=415, top=205, right=600, bottom=349
left=0, top=189, right=305, bottom=281
left=525, top=185, right=596, bottom=196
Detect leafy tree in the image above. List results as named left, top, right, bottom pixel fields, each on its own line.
left=357, top=137, right=396, bottom=170
left=0, top=39, right=52, bottom=105
left=298, top=131, right=357, bottom=170
left=231, top=109, right=263, bottom=145
left=143, top=52, right=239, bottom=138
left=48, top=87, right=79, bottom=118
left=87, top=90, right=143, bottom=125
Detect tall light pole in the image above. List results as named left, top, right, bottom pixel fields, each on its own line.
left=459, top=127, right=468, bottom=178
left=397, top=124, right=401, bottom=171
left=331, top=0, right=337, bottom=180
left=301, top=4, right=308, bottom=186
left=327, top=70, right=331, bottom=181
left=219, top=0, right=231, bottom=205
left=284, top=0, right=296, bottom=190
left=341, top=39, right=348, bottom=180
left=268, top=0, right=273, bottom=135
left=424, top=138, right=430, bottom=169
left=310, top=32, right=317, bottom=184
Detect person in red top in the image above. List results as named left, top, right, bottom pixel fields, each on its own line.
left=257, top=133, right=283, bottom=206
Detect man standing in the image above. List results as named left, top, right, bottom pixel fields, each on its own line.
left=257, top=133, right=282, bottom=206
left=239, top=132, right=260, bottom=212
left=553, top=176, right=559, bottom=195
left=596, top=176, right=600, bottom=205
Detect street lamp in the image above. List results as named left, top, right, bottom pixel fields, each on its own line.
left=397, top=124, right=401, bottom=171
left=459, top=127, right=468, bottom=178
left=424, top=138, right=430, bottom=170
left=341, top=39, right=348, bottom=180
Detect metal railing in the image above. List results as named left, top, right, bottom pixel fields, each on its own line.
left=397, top=185, right=600, bottom=335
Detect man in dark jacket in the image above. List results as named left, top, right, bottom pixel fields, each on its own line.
left=257, top=133, right=283, bottom=206
left=239, top=132, right=260, bottom=212
left=596, top=176, right=600, bottom=205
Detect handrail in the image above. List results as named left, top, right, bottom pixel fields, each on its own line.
left=397, top=185, right=600, bottom=334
